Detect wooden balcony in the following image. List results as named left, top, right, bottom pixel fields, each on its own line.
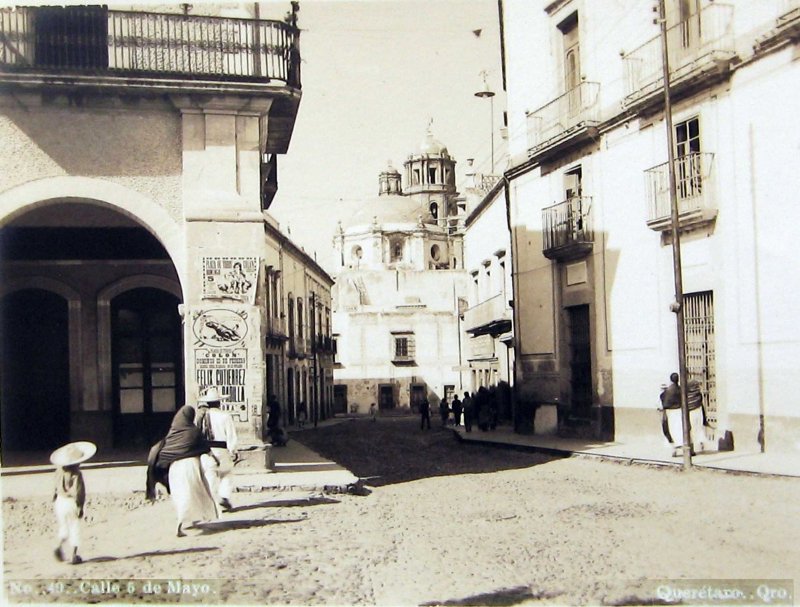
left=525, top=81, right=600, bottom=161
left=0, top=6, right=301, bottom=151
left=463, top=293, right=512, bottom=337
left=622, top=3, right=735, bottom=113
left=645, top=153, right=717, bottom=231
left=542, top=196, right=593, bottom=261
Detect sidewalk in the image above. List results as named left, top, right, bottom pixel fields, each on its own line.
left=453, top=425, right=800, bottom=477
left=0, top=435, right=360, bottom=499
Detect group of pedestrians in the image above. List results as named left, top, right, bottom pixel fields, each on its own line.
left=146, top=386, right=239, bottom=537
left=417, top=387, right=502, bottom=433
left=49, top=385, right=260, bottom=565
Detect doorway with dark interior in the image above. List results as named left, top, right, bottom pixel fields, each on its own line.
left=111, top=288, right=182, bottom=449
left=1, top=289, right=70, bottom=454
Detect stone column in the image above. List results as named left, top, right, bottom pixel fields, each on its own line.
left=176, top=99, right=271, bottom=446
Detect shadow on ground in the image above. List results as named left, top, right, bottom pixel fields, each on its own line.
left=84, top=546, right=220, bottom=563
left=422, top=585, right=563, bottom=606
left=197, top=517, right=306, bottom=535
left=227, top=496, right=339, bottom=513
left=292, top=417, right=564, bottom=487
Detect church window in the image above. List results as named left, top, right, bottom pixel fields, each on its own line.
left=430, top=244, right=441, bottom=261
left=430, top=201, right=439, bottom=220
left=392, top=332, right=415, bottom=362
left=428, top=166, right=438, bottom=183
left=413, top=168, right=421, bottom=185
left=351, top=245, right=363, bottom=267
left=390, top=238, right=404, bottom=263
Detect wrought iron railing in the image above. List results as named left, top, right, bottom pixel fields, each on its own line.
left=542, top=196, right=593, bottom=255
left=526, top=81, right=600, bottom=154
left=644, top=153, right=715, bottom=223
left=622, top=3, right=733, bottom=104
left=0, top=6, right=300, bottom=86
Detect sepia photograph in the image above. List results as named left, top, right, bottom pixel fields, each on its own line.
left=0, top=0, right=798, bottom=605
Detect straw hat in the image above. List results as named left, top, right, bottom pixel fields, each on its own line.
left=49, top=441, right=97, bottom=467
left=198, top=386, right=230, bottom=405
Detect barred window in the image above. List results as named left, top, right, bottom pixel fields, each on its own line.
left=392, top=333, right=415, bottom=362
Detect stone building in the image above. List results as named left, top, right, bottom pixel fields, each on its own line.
left=501, top=0, right=800, bottom=450
left=331, top=131, right=470, bottom=413
left=459, top=160, right=515, bottom=424
left=0, top=3, right=332, bottom=455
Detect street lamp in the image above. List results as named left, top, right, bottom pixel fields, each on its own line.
left=475, top=70, right=496, bottom=173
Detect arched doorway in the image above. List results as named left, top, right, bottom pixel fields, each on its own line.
left=111, top=288, right=183, bottom=449
left=1, top=289, right=70, bottom=452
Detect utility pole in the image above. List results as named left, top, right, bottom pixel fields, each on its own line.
left=657, top=0, right=692, bottom=470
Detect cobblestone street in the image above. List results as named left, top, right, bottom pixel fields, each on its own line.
left=3, top=418, right=798, bottom=606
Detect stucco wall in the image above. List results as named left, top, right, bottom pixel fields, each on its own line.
left=0, top=97, right=182, bottom=223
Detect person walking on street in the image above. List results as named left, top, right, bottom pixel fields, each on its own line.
left=297, top=401, right=308, bottom=429
left=419, top=398, right=431, bottom=430
left=197, top=387, right=238, bottom=512
left=155, top=405, right=219, bottom=537
left=462, top=391, right=474, bottom=433
left=439, top=397, right=450, bottom=427
left=451, top=395, right=463, bottom=427
left=660, top=372, right=706, bottom=457
left=266, top=394, right=287, bottom=446
left=369, top=402, right=378, bottom=422
left=50, top=441, right=96, bottom=564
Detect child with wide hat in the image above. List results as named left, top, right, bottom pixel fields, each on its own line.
left=50, top=441, right=96, bottom=564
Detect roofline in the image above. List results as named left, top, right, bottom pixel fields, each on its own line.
left=263, top=216, right=334, bottom=286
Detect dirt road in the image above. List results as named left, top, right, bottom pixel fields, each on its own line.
left=3, top=417, right=798, bottom=605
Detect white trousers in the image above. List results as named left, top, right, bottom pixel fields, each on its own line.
left=201, top=448, right=234, bottom=503
left=54, top=496, right=80, bottom=549
left=666, top=407, right=706, bottom=451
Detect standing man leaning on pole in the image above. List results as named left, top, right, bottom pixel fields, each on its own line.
left=197, top=387, right=239, bottom=512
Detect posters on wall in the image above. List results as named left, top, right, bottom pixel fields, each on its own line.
left=202, top=256, right=259, bottom=304
left=194, top=257, right=260, bottom=423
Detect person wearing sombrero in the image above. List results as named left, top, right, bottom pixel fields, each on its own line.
left=50, top=441, right=96, bottom=564
left=156, top=405, right=219, bottom=537
left=196, top=387, right=239, bottom=512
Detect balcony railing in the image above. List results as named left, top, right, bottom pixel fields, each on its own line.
left=526, top=81, right=600, bottom=158
left=463, top=293, right=512, bottom=335
left=542, top=196, right=593, bottom=261
left=0, top=6, right=300, bottom=86
left=622, top=3, right=733, bottom=108
left=754, top=0, right=800, bottom=52
left=645, top=152, right=717, bottom=230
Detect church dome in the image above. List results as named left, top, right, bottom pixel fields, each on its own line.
left=419, top=131, right=448, bottom=156
left=343, top=194, right=436, bottom=231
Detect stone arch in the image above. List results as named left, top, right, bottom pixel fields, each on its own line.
left=0, top=176, right=186, bottom=290
left=97, top=275, right=183, bottom=412
left=1, top=276, right=82, bottom=414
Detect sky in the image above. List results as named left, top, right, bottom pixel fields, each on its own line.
left=265, top=0, right=505, bottom=274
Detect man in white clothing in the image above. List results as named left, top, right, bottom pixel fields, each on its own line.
left=196, top=387, right=239, bottom=511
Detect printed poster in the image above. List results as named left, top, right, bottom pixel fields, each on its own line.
left=202, top=256, right=259, bottom=304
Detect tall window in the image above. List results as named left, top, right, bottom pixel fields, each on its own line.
left=287, top=295, right=295, bottom=351
left=559, top=13, right=580, bottom=95
left=390, top=238, right=404, bottom=263
left=272, top=274, right=280, bottom=319
left=675, top=116, right=702, bottom=200
left=297, top=297, right=304, bottom=341
left=676, top=0, right=702, bottom=49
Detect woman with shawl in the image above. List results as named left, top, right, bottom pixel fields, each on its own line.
left=155, top=405, right=219, bottom=536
